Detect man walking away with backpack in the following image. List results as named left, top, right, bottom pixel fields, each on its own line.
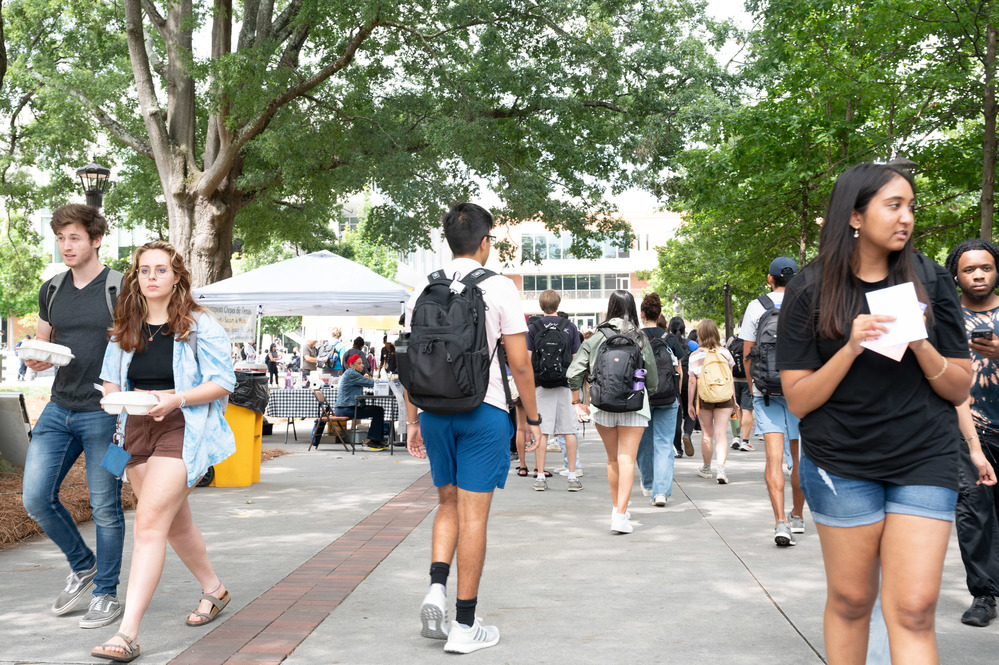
left=741, top=256, right=805, bottom=547
left=727, top=334, right=755, bottom=452
left=21, top=204, right=126, bottom=628
left=637, top=294, right=681, bottom=506
left=403, top=203, right=541, bottom=654
left=527, top=290, right=582, bottom=491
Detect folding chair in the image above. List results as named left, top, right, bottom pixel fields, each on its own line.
left=309, top=389, right=354, bottom=454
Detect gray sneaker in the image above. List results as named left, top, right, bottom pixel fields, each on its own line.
left=696, top=465, right=712, bottom=479
left=79, top=594, right=121, bottom=629
left=567, top=478, right=582, bottom=492
left=533, top=477, right=548, bottom=491
left=788, top=513, right=805, bottom=534
left=52, top=563, right=98, bottom=615
left=774, top=521, right=796, bottom=547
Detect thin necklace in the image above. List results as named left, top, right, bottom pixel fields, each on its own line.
left=145, top=322, right=168, bottom=341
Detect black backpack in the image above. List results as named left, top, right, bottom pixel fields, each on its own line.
left=397, top=268, right=498, bottom=415
left=531, top=317, right=573, bottom=387
left=589, top=327, right=645, bottom=412
left=746, top=295, right=782, bottom=402
left=728, top=336, right=746, bottom=379
left=644, top=328, right=678, bottom=406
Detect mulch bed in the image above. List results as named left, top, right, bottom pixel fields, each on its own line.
left=0, top=449, right=290, bottom=551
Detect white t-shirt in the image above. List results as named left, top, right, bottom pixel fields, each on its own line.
left=688, top=347, right=735, bottom=376
left=405, top=257, right=527, bottom=412
left=739, top=290, right=786, bottom=397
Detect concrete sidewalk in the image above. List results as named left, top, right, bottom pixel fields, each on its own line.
left=0, top=426, right=994, bottom=664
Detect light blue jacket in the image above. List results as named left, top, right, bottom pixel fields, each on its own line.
left=101, top=313, right=237, bottom=487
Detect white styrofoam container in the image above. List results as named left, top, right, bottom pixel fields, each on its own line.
left=15, top=340, right=75, bottom=367
left=101, top=391, right=160, bottom=416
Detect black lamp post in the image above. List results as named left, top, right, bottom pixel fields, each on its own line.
left=76, top=160, right=112, bottom=208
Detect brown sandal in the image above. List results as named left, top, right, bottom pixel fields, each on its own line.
left=92, top=632, right=140, bottom=662
left=186, top=589, right=231, bottom=626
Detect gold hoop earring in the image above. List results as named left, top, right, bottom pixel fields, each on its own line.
left=853, top=228, right=859, bottom=239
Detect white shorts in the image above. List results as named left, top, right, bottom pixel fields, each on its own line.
left=535, top=386, right=580, bottom=437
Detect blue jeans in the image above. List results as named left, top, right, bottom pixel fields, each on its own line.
left=636, top=403, right=679, bottom=498
left=22, top=402, right=123, bottom=597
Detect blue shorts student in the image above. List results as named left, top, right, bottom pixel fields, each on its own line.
left=420, top=403, right=515, bottom=493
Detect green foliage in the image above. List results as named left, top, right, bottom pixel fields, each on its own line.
left=260, top=316, right=301, bottom=340
left=656, top=0, right=996, bottom=322
left=0, top=213, right=45, bottom=317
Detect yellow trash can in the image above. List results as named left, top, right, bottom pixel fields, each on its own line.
left=213, top=403, right=262, bottom=487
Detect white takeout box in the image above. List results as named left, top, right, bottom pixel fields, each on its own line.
left=102, top=391, right=160, bottom=416
left=15, top=340, right=75, bottom=366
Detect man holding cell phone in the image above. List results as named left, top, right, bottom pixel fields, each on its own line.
left=946, top=238, right=999, bottom=628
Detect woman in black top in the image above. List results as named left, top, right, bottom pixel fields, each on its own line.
left=777, top=163, right=973, bottom=664
left=266, top=343, right=280, bottom=385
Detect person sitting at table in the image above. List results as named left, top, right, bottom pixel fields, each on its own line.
left=334, top=354, right=387, bottom=451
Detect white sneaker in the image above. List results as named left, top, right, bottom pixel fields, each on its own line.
left=653, top=494, right=667, bottom=507
left=716, top=466, right=728, bottom=484
left=444, top=617, right=500, bottom=653
left=641, top=487, right=652, bottom=497
left=730, top=437, right=741, bottom=450
left=610, top=506, right=632, bottom=520
left=557, top=467, right=582, bottom=477
left=697, top=465, right=712, bottom=479
left=611, top=511, right=633, bottom=534
left=553, top=465, right=568, bottom=474
left=546, top=442, right=561, bottom=452
left=420, top=585, right=449, bottom=640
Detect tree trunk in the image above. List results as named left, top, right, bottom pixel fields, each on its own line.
left=799, top=184, right=809, bottom=267
left=982, top=20, right=997, bottom=242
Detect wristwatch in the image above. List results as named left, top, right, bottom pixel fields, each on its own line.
left=526, top=414, right=542, bottom=426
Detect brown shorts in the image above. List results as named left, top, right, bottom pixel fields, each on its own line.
left=698, top=396, right=735, bottom=411
left=123, top=409, right=185, bottom=467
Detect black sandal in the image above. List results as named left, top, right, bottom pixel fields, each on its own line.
left=533, top=468, right=553, bottom=478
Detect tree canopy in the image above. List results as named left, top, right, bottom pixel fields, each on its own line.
left=1, top=0, right=733, bottom=286
left=655, top=0, right=996, bottom=327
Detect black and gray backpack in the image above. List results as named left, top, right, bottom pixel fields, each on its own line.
left=530, top=317, right=572, bottom=388
left=644, top=328, right=678, bottom=406
left=746, top=295, right=782, bottom=403
left=397, top=268, right=498, bottom=415
left=588, top=327, right=645, bottom=413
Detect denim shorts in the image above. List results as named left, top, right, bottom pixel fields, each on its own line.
left=752, top=396, right=800, bottom=439
left=734, top=382, right=753, bottom=410
left=798, top=453, right=957, bottom=527
left=420, top=403, right=514, bottom=493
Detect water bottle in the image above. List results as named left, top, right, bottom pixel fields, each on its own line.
left=632, top=368, right=646, bottom=392
left=284, top=370, right=293, bottom=389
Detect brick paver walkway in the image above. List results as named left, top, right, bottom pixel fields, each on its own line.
left=169, top=472, right=439, bottom=665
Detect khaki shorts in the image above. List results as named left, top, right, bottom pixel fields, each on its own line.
left=535, top=386, right=579, bottom=437
left=123, top=409, right=185, bottom=467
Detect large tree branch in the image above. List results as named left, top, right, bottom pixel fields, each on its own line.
left=199, top=15, right=380, bottom=196
left=124, top=0, right=173, bottom=178
left=140, top=0, right=167, bottom=42
left=272, top=0, right=303, bottom=43
left=32, top=71, right=154, bottom=157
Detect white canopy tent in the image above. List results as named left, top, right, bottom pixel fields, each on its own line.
left=192, top=250, right=410, bottom=316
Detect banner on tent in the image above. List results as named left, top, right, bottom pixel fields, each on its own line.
left=208, top=306, right=256, bottom=342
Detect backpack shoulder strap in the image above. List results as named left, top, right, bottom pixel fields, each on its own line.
left=913, top=252, right=938, bottom=300
left=758, top=294, right=775, bottom=310
left=105, top=270, right=124, bottom=318
left=44, top=271, right=70, bottom=321
left=556, top=317, right=571, bottom=333
left=460, top=267, right=496, bottom=287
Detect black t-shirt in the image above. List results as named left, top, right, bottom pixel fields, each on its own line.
left=38, top=267, right=114, bottom=412
left=380, top=346, right=397, bottom=373
left=128, top=327, right=176, bottom=390
left=776, top=261, right=969, bottom=490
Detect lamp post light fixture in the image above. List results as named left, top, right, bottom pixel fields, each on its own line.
left=76, top=160, right=112, bottom=208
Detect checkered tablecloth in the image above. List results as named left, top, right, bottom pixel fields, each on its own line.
left=265, top=386, right=399, bottom=422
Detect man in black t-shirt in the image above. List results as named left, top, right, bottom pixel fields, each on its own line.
left=947, top=239, right=999, bottom=627
left=21, top=204, right=125, bottom=629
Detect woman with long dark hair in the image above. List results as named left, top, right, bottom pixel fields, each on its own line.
left=778, top=163, right=975, bottom=664
left=91, top=241, right=236, bottom=662
left=266, top=342, right=280, bottom=385
left=567, top=290, right=658, bottom=533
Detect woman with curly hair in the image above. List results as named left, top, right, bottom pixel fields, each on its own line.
left=91, top=241, right=236, bottom=662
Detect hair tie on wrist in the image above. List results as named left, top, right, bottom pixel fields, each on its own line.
left=925, top=357, right=948, bottom=381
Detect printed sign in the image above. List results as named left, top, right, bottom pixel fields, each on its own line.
left=207, top=306, right=256, bottom=342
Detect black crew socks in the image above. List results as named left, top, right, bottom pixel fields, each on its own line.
left=429, top=562, right=450, bottom=588
left=455, top=597, right=477, bottom=627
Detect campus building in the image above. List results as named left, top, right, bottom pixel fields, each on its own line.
left=395, top=205, right=683, bottom=333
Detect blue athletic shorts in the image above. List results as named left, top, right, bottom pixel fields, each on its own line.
left=419, top=403, right=515, bottom=493
left=752, top=395, right=800, bottom=439
left=799, top=453, right=957, bottom=527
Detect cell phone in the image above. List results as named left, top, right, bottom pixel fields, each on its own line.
left=971, top=326, right=994, bottom=341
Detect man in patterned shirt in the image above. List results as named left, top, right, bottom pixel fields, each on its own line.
left=946, top=238, right=999, bottom=627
